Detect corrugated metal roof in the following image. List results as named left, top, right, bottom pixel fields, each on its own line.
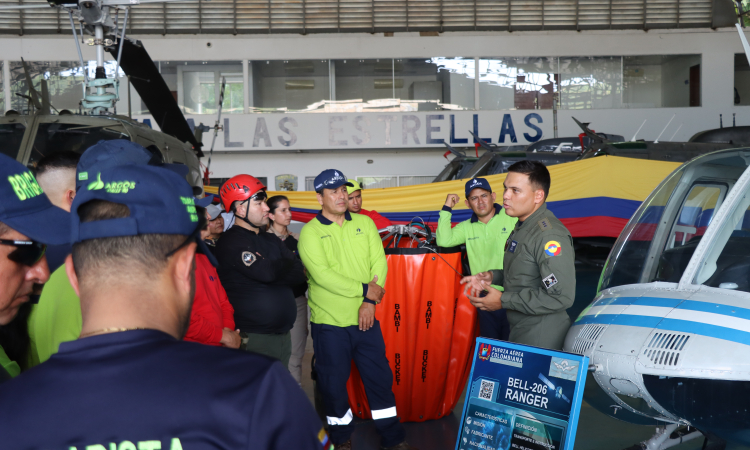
left=0, top=0, right=729, bottom=34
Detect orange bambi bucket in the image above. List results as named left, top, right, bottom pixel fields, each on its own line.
left=345, top=247, right=479, bottom=422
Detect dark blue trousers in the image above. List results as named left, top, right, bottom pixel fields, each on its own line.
left=477, top=309, right=510, bottom=341
left=311, top=321, right=405, bottom=447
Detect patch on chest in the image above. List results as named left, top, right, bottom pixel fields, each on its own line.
left=544, top=240, right=561, bottom=257
left=241, top=251, right=257, bottom=266
left=506, top=240, right=518, bottom=253
left=542, top=273, right=558, bottom=289
left=538, top=218, right=553, bottom=231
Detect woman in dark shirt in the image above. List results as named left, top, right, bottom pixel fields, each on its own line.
left=267, top=195, right=308, bottom=384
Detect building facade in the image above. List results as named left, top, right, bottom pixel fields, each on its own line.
left=1, top=25, right=749, bottom=190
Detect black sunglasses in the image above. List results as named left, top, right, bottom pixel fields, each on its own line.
left=0, top=239, right=47, bottom=266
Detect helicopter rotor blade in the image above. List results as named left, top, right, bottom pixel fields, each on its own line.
left=467, top=130, right=496, bottom=152
left=442, top=141, right=465, bottom=158
left=106, top=37, right=203, bottom=156
left=572, top=116, right=608, bottom=145
left=205, top=77, right=226, bottom=184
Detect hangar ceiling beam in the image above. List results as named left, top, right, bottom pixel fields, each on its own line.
left=0, top=0, right=735, bottom=35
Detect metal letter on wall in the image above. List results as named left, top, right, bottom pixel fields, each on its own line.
left=278, top=117, right=298, bottom=147
left=253, top=117, right=272, bottom=147
left=223, top=118, right=244, bottom=148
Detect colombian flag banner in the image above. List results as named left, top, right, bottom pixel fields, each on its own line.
left=205, top=156, right=680, bottom=238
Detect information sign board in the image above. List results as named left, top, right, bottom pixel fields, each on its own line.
left=455, top=338, right=589, bottom=450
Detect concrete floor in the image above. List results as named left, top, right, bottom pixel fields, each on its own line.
left=298, top=264, right=750, bottom=450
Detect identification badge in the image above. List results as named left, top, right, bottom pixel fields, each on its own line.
left=507, top=241, right=518, bottom=253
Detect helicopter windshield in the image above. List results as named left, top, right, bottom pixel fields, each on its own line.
left=599, top=152, right=750, bottom=292
left=29, top=123, right=129, bottom=166
left=598, top=168, right=684, bottom=290
left=0, top=123, right=27, bottom=160
left=693, top=183, right=750, bottom=293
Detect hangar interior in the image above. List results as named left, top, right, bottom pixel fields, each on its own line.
left=3, top=0, right=750, bottom=449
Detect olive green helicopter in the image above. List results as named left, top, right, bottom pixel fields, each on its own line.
left=0, top=0, right=221, bottom=196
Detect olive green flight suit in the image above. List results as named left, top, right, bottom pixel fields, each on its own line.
left=490, top=203, right=575, bottom=350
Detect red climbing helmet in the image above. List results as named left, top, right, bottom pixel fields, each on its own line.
left=220, top=174, right=266, bottom=212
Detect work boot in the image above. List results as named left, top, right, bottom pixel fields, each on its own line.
left=381, top=442, right=419, bottom=450
left=334, top=440, right=352, bottom=450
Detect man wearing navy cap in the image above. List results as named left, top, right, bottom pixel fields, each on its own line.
left=0, top=153, right=70, bottom=380
left=299, top=169, right=416, bottom=450
left=28, top=139, right=195, bottom=366
left=436, top=177, right=517, bottom=340
left=0, top=164, right=331, bottom=450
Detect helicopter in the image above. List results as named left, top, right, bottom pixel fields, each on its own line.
left=575, top=115, right=745, bottom=164
left=0, top=0, right=217, bottom=196
left=562, top=10, right=750, bottom=447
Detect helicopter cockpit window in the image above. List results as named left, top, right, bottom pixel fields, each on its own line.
left=29, top=123, right=129, bottom=166
left=654, top=184, right=726, bottom=282
left=694, top=192, right=750, bottom=293
left=0, top=123, right=26, bottom=160
left=599, top=169, right=683, bottom=291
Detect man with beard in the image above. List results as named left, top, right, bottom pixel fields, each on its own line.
left=437, top=177, right=517, bottom=340
left=0, top=164, right=330, bottom=449
left=215, top=175, right=306, bottom=367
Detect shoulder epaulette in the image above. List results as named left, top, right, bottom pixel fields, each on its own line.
left=537, top=217, right=553, bottom=231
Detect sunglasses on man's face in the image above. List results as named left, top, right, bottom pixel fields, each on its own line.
left=0, top=239, right=47, bottom=267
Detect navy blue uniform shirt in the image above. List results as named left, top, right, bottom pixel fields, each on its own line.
left=0, top=330, right=328, bottom=449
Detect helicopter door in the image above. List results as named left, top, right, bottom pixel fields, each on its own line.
left=654, top=183, right=727, bottom=282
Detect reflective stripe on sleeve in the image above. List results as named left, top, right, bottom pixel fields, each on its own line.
left=327, top=409, right=353, bottom=425
left=371, top=406, right=397, bottom=420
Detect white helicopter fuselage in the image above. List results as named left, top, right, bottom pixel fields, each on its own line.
left=564, top=148, right=750, bottom=444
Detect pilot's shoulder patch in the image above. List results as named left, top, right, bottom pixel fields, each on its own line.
left=542, top=273, right=558, bottom=289
left=241, top=251, right=256, bottom=266
left=537, top=217, right=553, bottom=231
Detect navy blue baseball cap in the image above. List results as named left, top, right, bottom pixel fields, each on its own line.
left=0, top=154, right=70, bottom=245
left=313, top=169, right=354, bottom=192
left=71, top=164, right=218, bottom=267
left=465, top=178, right=492, bottom=197
left=76, top=140, right=190, bottom=191
left=195, top=196, right=213, bottom=208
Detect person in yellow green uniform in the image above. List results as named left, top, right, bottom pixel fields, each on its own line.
left=436, top=177, right=517, bottom=340
left=299, top=169, right=417, bottom=450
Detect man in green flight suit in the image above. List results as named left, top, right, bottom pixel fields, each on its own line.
left=436, top=177, right=517, bottom=340
left=462, top=160, right=575, bottom=350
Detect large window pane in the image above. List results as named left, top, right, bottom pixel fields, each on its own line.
left=623, top=55, right=701, bottom=108
left=250, top=60, right=330, bottom=112
left=479, top=57, right=556, bottom=110
left=735, top=54, right=750, bottom=106
left=331, top=58, right=473, bottom=112
left=159, top=61, right=243, bottom=115
left=10, top=61, right=129, bottom=115
left=559, top=56, right=622, bottom=110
